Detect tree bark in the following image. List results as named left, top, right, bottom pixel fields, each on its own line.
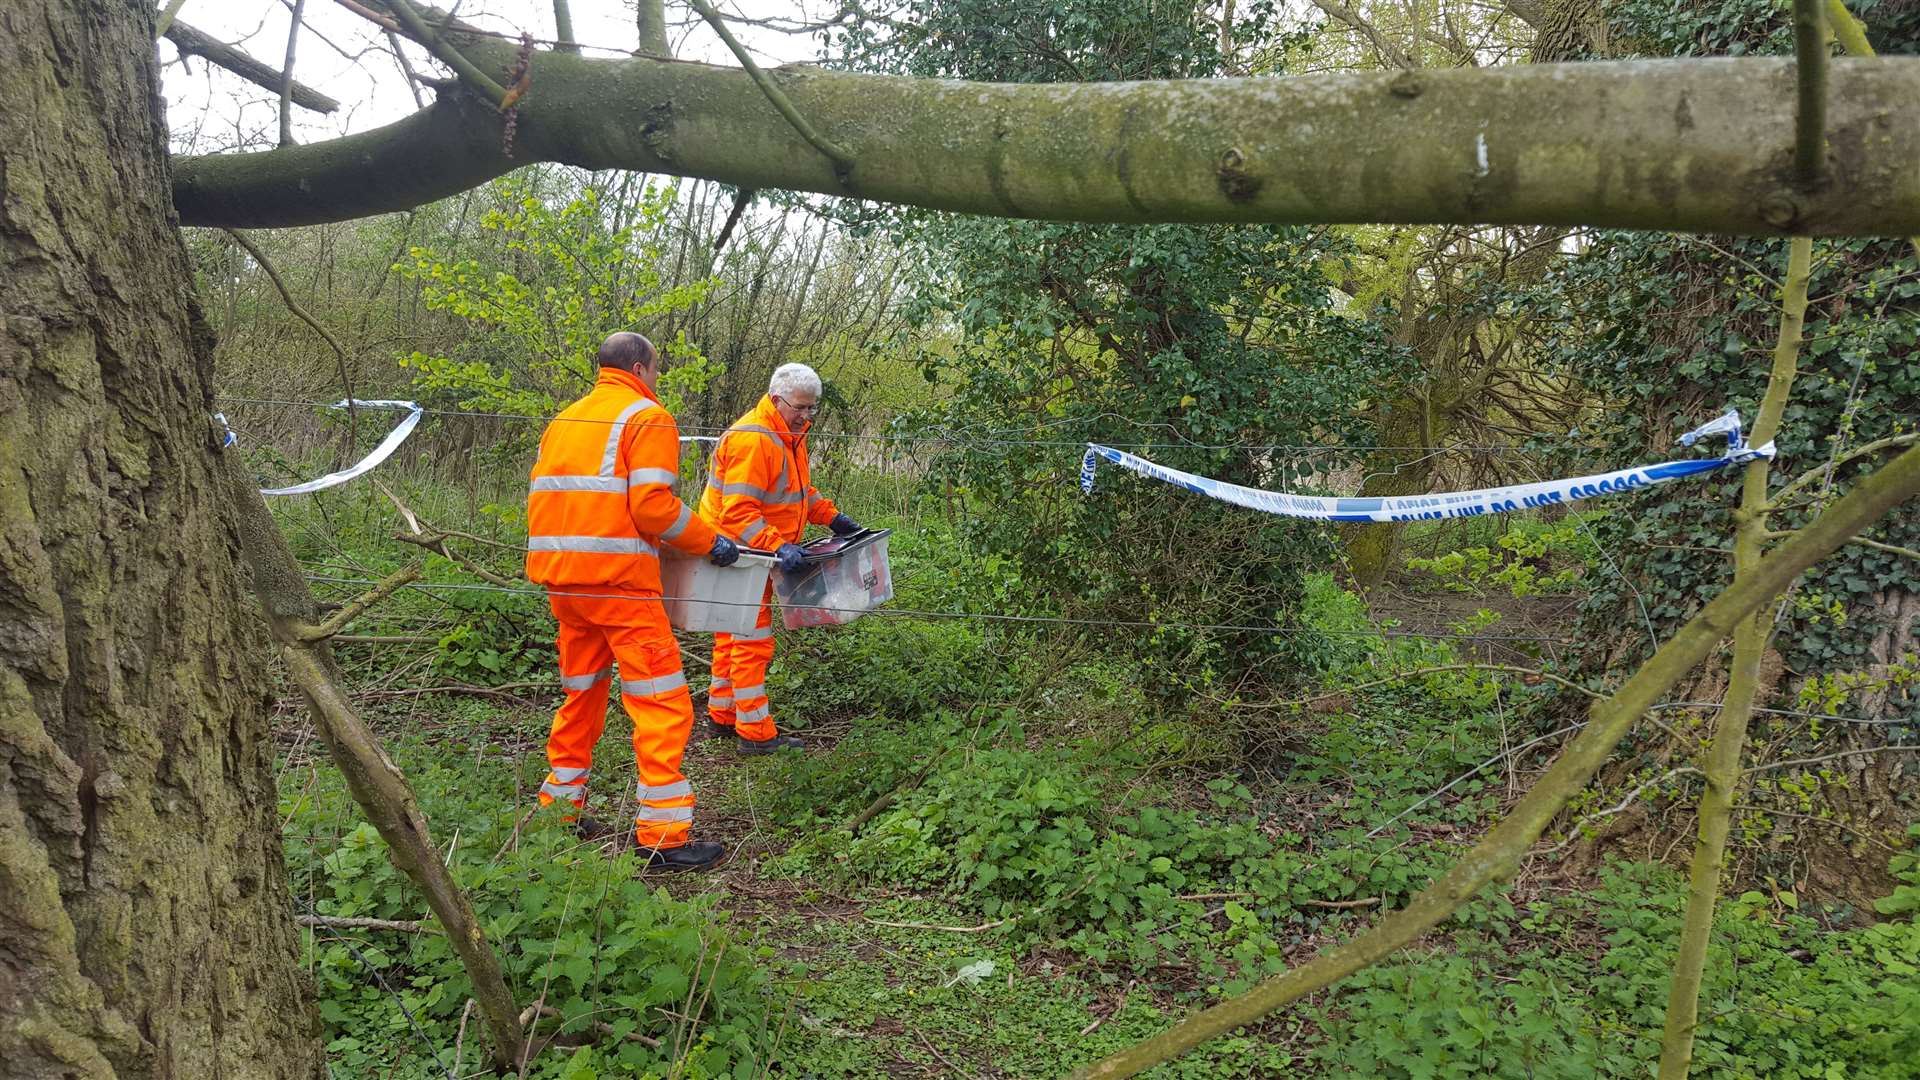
left=173, top=45, right=1920, bottom=237
left=635, top=0, right=670, bottom=59
left=0, top=1, right=321, bottom=1075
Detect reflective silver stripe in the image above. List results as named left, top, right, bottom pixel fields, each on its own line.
left=660, top=503, right=694, bottom=541
left=621, top=672, right=689, bottom=698
left=541, top=780, right=586, bottom=800
left=601, top=400, right=656, bottom=476
left=737, top=703, right=771, bottom=724
left=732, top=683, right=767, bottom=701
left=709, top=678, right=732, bottom=690
left=704, top=479, right=803, bottom=504
left=627, top=467, right=678, bottom=488
left=739, top=519, right=773, bottom=544
left=528, top=535, right=658, bottom=555
left=551, top=766, right=590, bottom=783
left=732, top=627, right=774, bottom=641
left=637, top=805, right=694, bottom=823
left=531, top=474, right=625, bottom=493
left=559, top=668, right=613, bottom=691
left=638, top=779, right=693, bottom=801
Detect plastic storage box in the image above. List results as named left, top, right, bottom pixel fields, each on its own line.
left=660, top=548, right=776, bottom=633
left=772, top=529, right=894, bottom=629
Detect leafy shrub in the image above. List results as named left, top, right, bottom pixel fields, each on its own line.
left=286, top=745, right=780, bottom=1078
left=1405, top=517, right=1598, bottom=598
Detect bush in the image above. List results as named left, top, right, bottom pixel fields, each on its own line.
left=286, top=745, right=780, bottom=1078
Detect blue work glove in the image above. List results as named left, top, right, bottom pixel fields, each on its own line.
left=775, top=543, right=807, bottom=573
left=708, top=534, right=740, bottom=567
left=828, top=513, right=863, bottom=537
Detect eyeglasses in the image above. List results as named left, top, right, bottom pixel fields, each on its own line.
left=775, top=395, right=821, bottom=415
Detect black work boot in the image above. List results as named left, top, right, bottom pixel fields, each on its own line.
left=572, top=817, right=618, bottom=843
left=736, top=733, right=804, bottom=757
left=706, top=718, right=739, bottom=740
left=640, top=840, right=727, bottom=872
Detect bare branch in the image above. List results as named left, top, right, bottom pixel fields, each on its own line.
left=1851, top=536, right=1920, bottom=561
left=636, top=0, right=670, bottom=57
left=711, top=187, right=755, bottom=255
left=552, top=0, right=580, bottom=54
left=163, top=21, right=340, bottom=113
left=156, top=0, right=190, bottom=38
left=385, top=0, right=509, bottom=106
left=297, top=564, right=422, bottom=641
left=1308, top=0, right=1417, bottom=69
left=297, top=914, right=439, bottom=934
left=221, top=227, right=358, bottom=443
left=279, top=0, right=307, bottom=147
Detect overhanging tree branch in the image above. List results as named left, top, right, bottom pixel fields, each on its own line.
left=1073, top=439, right=1920, bottom=1078
left=172, top=54, right=1920, bottom=235
left=1822, top=0, right=1920, bottom=261
left=164, top=21, right=340, bottom=113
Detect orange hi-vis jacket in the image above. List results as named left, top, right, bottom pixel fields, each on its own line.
left=696, top=395, right=839, bottom=548
left=526, top=368, right=718, bottom=593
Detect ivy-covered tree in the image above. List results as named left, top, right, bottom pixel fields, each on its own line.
left=838, top=0, right=1399, bottom=686
left=1519, top=0, right=1920, bottom=901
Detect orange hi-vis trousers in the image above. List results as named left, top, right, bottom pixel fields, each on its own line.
left=706, top=582, right=777, bottom=742
left=540, top=589, right=696, bottom=848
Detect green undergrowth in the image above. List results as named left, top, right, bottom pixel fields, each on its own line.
left=277, top=488, right=1920, bottom=1077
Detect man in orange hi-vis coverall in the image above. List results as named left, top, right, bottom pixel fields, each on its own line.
left=527, top=332, right=740, bottom=871
left=698, top=363, right=862, bottom=755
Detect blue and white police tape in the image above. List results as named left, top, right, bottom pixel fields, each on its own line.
left=1079, top=410, right=1774, bottom=523
left=260, top=400, right=425, bottom=497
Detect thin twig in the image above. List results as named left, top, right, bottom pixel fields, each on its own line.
left=1850, top=536, right=1920, bottom=562
left=453, top=999, right=477, bottom=1077
left=156, top=0, right=190, bottom=39
left=280, top=0, right=308, bottom=147
left=1745, top=745, right=1920, bottom=775
left=686, top=0, right=855, bottom=182
left=1769, top=432, right=1919, bottom=510
left=222, top=228, right=359, bottom=445
left=386, top=0, right=509, bottom=106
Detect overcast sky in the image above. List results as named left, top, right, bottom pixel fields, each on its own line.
left=162, top=1, right=836, bottom=153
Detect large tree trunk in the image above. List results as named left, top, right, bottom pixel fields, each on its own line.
left=0, top=2, right=321, bottom=1075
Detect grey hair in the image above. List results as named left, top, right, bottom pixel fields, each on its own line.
left=768, top=363, right=822, bottom=400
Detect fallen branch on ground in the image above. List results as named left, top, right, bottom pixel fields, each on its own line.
left=297, top=914, right=439, bottom=934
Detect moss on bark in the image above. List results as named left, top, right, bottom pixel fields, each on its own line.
left=0, top=1, right=321, bottom=1075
